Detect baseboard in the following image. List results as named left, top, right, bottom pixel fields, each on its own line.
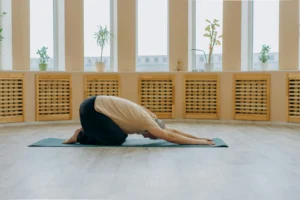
left=1, top=118, right=300, bottom=128
left=0, top=120, right=81, bottom=128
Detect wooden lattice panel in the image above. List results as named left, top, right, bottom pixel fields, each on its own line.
left=138, top=75, right=175, bottom=119
left=287, top=73, right=300, bottom=123
left=36, top=74, right=72, bottom=121
left=0, top=73, right=24, bottom=123
left=84, top=75, right=120, bottom=98
left=233, top=73, right=270, bottom=121
left=184, top=74, right=219, bottom=119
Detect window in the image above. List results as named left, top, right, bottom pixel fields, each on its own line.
left=84, top=0, right=116, bottom=72
left=189, top=0, right=223, bottom=72
left=242, top=0, right=279, bottom=71
left=30, top=0, right=55, bottom=70
left=0, top=0, right=12, bottom=70
left=253, top=0, right=279, bottom=70
left=136, top=0, right=169, bottom=72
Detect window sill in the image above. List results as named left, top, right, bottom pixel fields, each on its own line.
left=0, top=68, right=298, bottom=73
left=30, top=68, right=64, bottom=72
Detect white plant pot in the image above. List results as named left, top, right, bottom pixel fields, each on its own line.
left=260, top=63, right=269, bottom=71
left=95, top=62, right=105, bottom=72
left=204, top=63, right=214, bottom=72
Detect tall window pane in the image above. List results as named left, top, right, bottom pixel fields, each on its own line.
left=191, top=0, right=223, bottom=72
left=136, top=0, right=169, bottom=72
left=30, top=0, right=54, bottom=69
left=0, top=0, right=12, bottom=70
left=253, top=0, right=279, bottom=70
left=84, top=0, right=112, bottom=71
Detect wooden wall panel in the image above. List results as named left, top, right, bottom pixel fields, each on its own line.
left=83, top=75, right=120, bottom=98
left=0, top=73, right=24, bottom=123
left=36, top=74, right=72, bottom=121
left=287, top=73, right=300, bottom=123
left=184, top=74, right=220, bottom=119
left=138, top=75, right=175, bottom=119
left=233, top=73, right=270, bottom=121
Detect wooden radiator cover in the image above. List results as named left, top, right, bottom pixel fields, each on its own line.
left=233, top=73, right=270, bottom=121
left=184, top=74, right=219, bottom=119
left=84, top=75, right=120, bottom=98
left=138, top=75, right=175, bottom=119
left=0, top=73, right=24, bottom=123
left=36, top=74, right=72, bottom=121
left=287, top=73, right=300, bottom=123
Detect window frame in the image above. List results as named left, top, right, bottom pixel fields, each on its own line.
left=0, top=0, right=3, bottom=69
left=248, top=1, right=254, bottom=71
left=135, top=0, right=170, bottom=72
left=110, top=0, right=117, bottom=72
left=245, top=0, right=280, bottom=71
left=30, top=0, right=58, bottom=70
left=0, top=0, right=12, bottom=71
left=188, top=0, right=197, bottom=72
left=83, top=0, right=117, bottom=72
left=53, top=0, right=59, bottom=70
left=241, top=0, right=254, bottom=71
left=299, top=0, right=300, bottom=70
left=188, top=0, right=224, bottom=72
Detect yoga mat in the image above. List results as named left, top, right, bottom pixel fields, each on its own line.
left=28, top=138, right=228, bottom=148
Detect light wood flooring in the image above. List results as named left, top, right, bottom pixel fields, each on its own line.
left=0, top=122, right=300, bottom=200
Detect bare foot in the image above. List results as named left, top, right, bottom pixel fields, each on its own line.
left=63, top=128, right=82, bottom=144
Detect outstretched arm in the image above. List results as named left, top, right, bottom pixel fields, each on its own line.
left=147, top=127, right=214, bottom=145
left=165, top=128, right=212, bottom=141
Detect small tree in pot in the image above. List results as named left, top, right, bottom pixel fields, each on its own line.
left=203, top=19, right=222, bottom=66
left=0, top=12, right=7, bottom=43
left=94, top=25, right=114, bottom=72
left=0, top=12, right=7, bottom=60
left=192, top=19, right=222, bottom=72
left=36, top=46, right=50, bottom=71
left=0, top=12, right=6, bottom=69
left=259, top=45, right=271, bottom=70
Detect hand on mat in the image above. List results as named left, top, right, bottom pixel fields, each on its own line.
left=198, top=140, right=215, bottom=145
left=198, top=138, right=213, bottom=142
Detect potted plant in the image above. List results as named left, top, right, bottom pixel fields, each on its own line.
left=259, top=45, right=271, bottom=70
left=94, top=25, right=114, bottom=72
left=36, top=46, right=50, bottom=71
left=0, top=12, right=7, bottom=69
left=0, top=12, right=7, bottom=43
left=192, top=19, right=222, bottom=72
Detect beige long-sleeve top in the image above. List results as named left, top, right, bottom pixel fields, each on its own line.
left=94, top=96, right=159, bottom=134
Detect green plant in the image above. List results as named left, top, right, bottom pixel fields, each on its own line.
left=191, top=19, right=222, bottom=64
left=94, top=25, right=114, bottom=63
left=203, top=19, right=222, bottom=63
left=36, top=46, right=50, bottom=64
left=259, top=45, right=271, bottom=64
left=0, top=12, right=7, bottom=42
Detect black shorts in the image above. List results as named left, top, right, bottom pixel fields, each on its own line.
left=77, top=96, right=128, bottom=145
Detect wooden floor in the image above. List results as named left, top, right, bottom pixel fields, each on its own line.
left=0, top=122, right=300, bottom=200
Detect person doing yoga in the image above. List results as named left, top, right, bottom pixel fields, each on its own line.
left=64, top=95, right=215, bottom=145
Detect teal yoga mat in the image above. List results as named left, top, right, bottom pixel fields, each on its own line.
left=28, top=138, right=228, bottom=148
